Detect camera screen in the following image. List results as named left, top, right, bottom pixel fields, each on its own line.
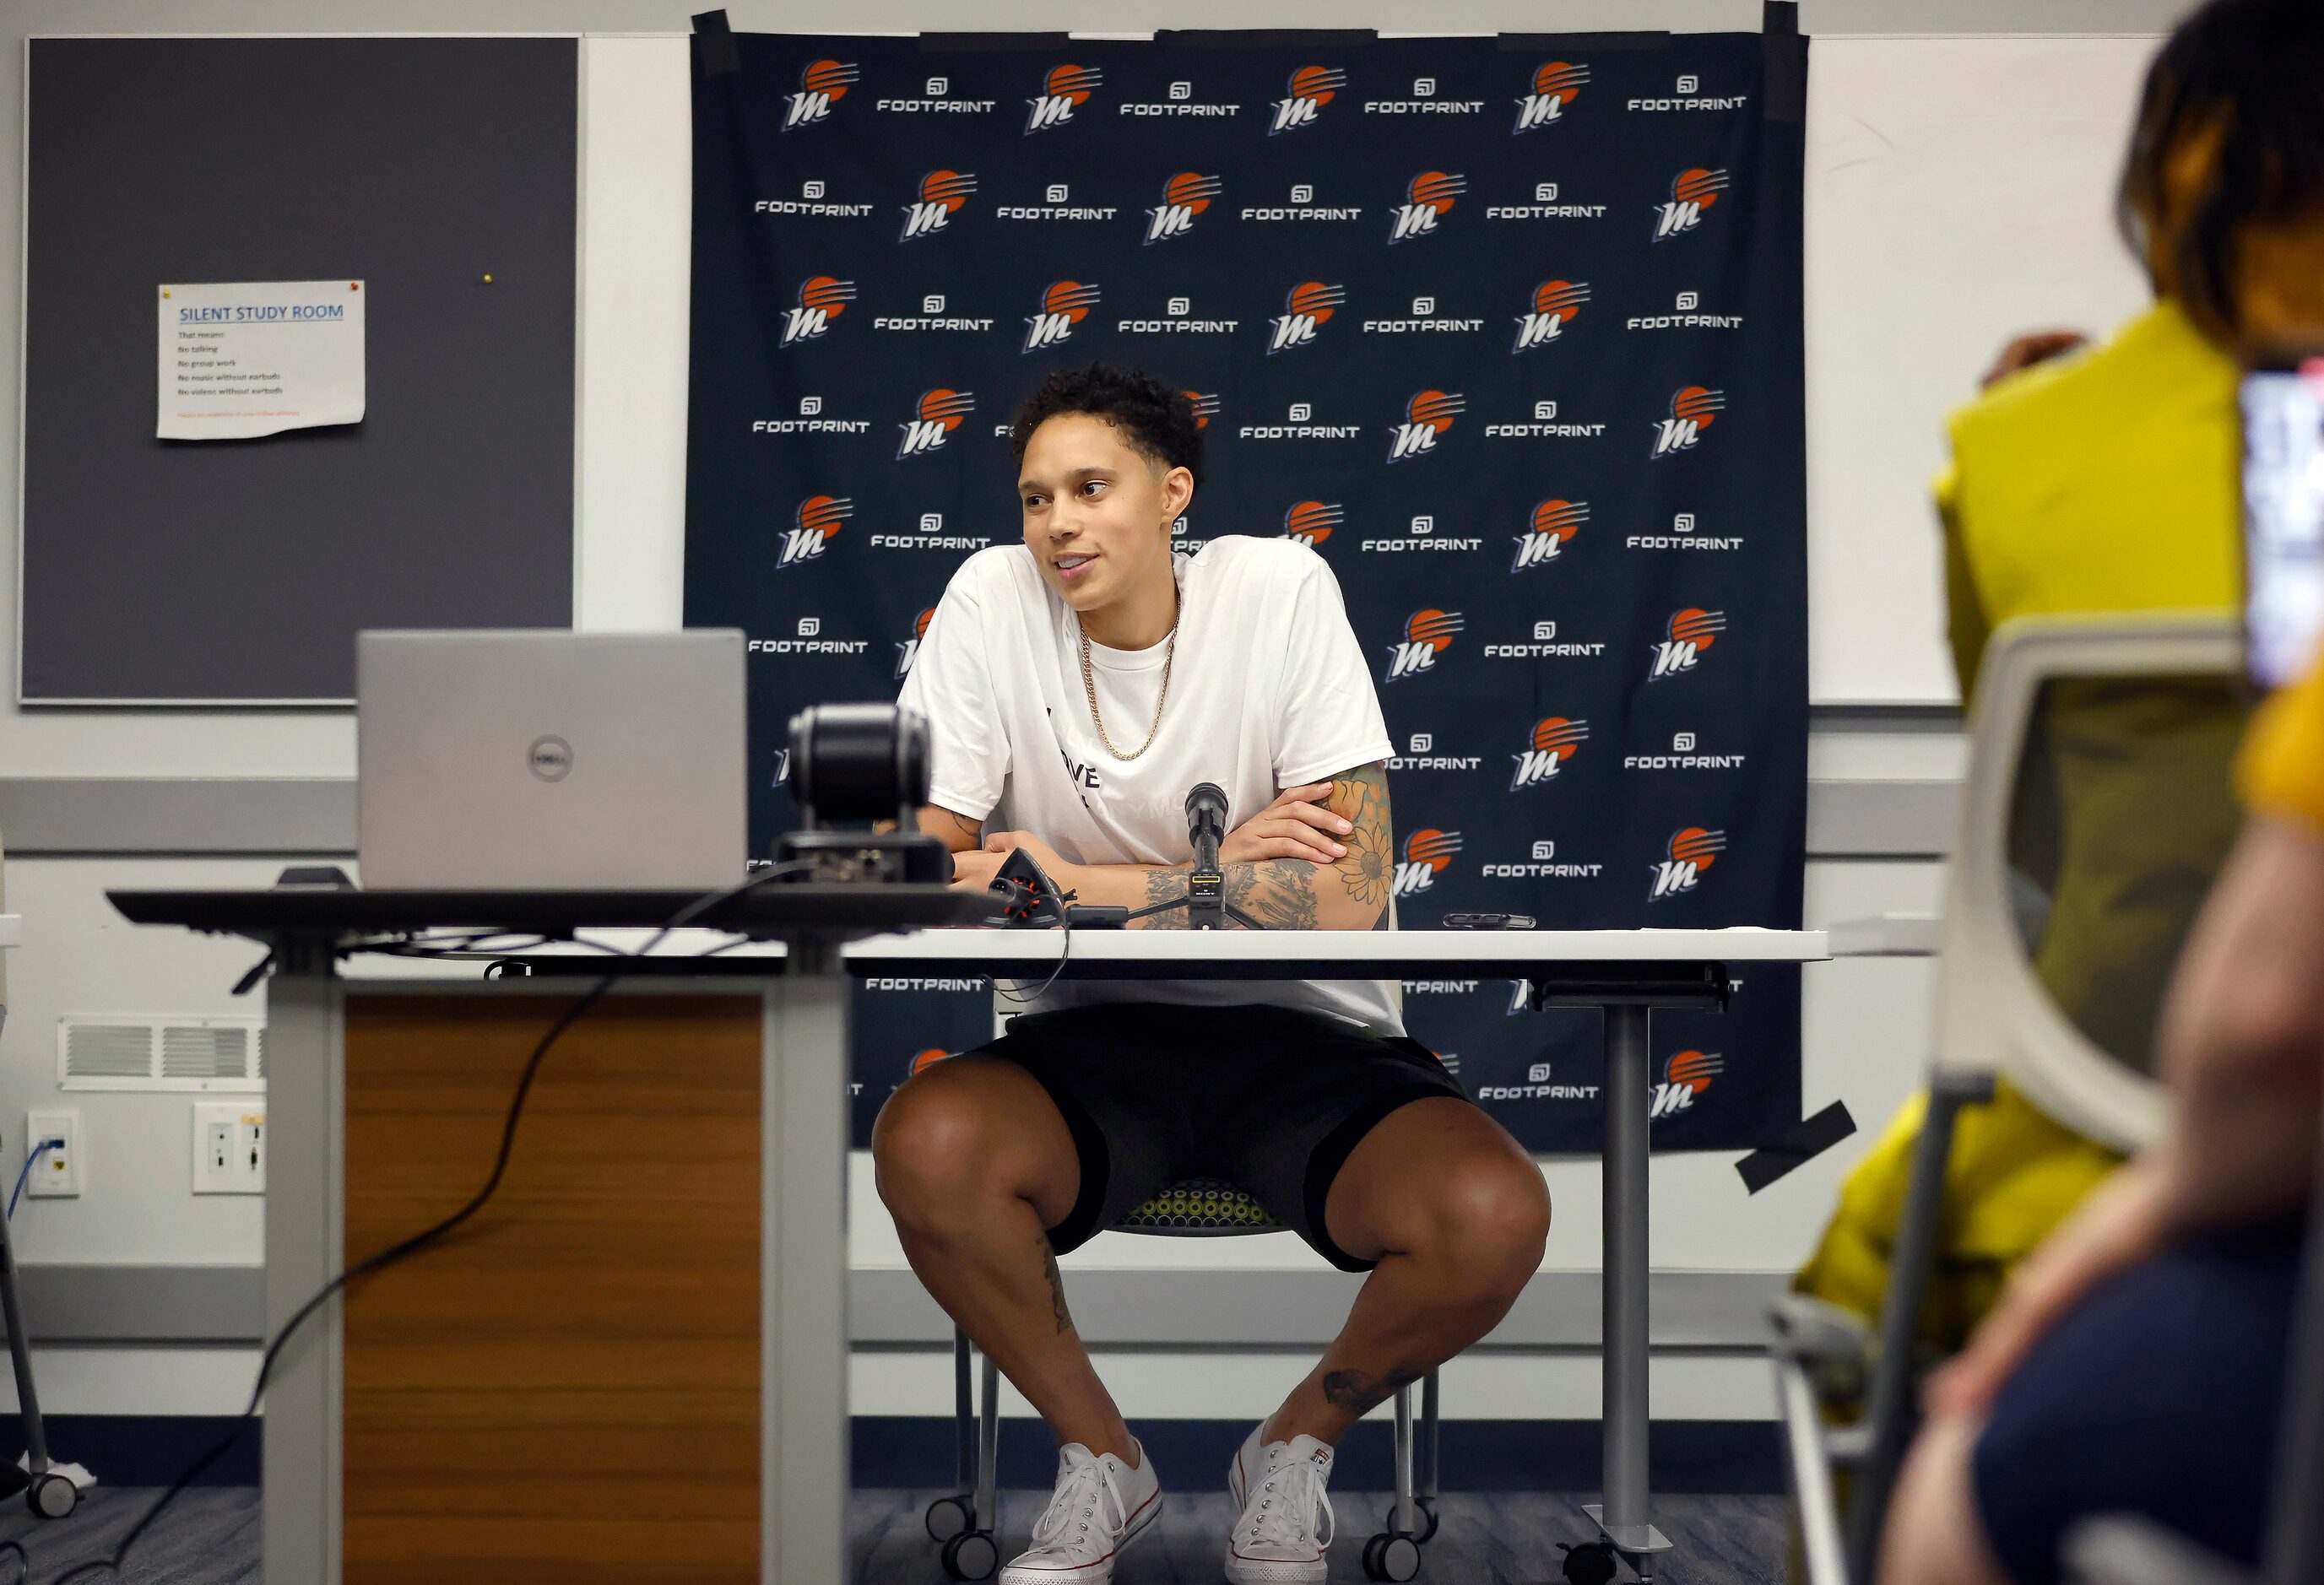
left=2244, top=361, right=2324, bottom=689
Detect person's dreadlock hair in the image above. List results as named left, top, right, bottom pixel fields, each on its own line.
left=1008, top=364, right=1204, bottom=492
left=2119, top=0, right=2324, bottom=338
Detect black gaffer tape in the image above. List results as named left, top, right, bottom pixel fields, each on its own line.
left=1735, top=1101, right=1855, bottom=1194
left=691, top=10, right=739, bottom=77
left=1762, top=1, right=1807, bottom=123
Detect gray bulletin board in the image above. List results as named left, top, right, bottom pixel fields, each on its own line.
left=18, top=36, right=579, bottom=704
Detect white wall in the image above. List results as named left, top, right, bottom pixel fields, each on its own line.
left=0, top=0, right=2196, bottom=1423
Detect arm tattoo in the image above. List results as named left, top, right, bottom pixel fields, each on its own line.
left=932, top=808, right=983, bottom=848
left=1321, top=1365, right=1422, bottom=1417
left=1226, top=857, right=1320, bottom=930
left=1327, top=764, right=1393, bottom=921
left=1125, top=762, right=1387, bottom=931
left=1140, top=867, right=1189, bottom=928
left=1040, top=1236, right=1073, bottom=1335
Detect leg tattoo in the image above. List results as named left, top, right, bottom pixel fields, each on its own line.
left=1040, top=1235, right=1073, bottom=1335
left=1321, top=1366, right=1422, bottom=1418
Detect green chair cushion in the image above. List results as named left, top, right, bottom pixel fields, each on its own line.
left=1111, top=1177, right=1280, bottom=1236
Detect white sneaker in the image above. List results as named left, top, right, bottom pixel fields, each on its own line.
left=1225, top=1423, right=1335, bottom=1583
left=998, top=1439, right=1161, bottom=1583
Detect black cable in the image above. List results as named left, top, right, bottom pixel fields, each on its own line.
left=994, top=901, right=1075, bottom=1005
left=52, top=861, right=814, bottom=1585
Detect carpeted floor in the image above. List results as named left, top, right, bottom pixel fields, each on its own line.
left=0, top=1485, right=1788, bottom=1582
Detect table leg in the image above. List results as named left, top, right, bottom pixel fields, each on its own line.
left=762, top=969, right=850, bottom=1583
left=1582, top=1002, right=1673, bottom=1571
left=264, top=950, right=344, bottom=1585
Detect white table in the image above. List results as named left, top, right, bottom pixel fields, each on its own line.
left=106, top=892, right=1826, bottom=1583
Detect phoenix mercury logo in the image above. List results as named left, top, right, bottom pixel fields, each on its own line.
left=1512, top=716, right=1589, bottom=788
left=901, top=170, right=977, bottom=241
left=1390, top=171, right=1465, bottom=242
left=911, top=1047, right=953, bottom=1076
left=895, top=607, right=935, bottom=676
left=1384, top=608, right=1464, bottom=681
left=1146, top=171, right=1222, bottom=243
left=1284, top=500, right=1342, bottom=546
left=1653, top=167, right=1730, bottom=240
left=1027, top=63, right=1102, bottom=133
left=1650, top=608, right=1726, bottom=679
left=1515, top=60, right=1589, bottom=132
left=1652, top=385, right=1725, bottom=457
left=1514, top=279, right=1590, bottom=351
left=1650, top=827, right=1726, bottom=901
left=780, top=275, right=856, bottom=347
left=1182, top=391, right=1220, bottom=429
left=1388, top=389, right=1465, bottom=462
left=897, top=388, right=974, bottom=458
left=780, top=495, right=852, bottom=570
left=1271, top=64, right=1346, bottom=134
left=1394, top=829, right=1463, bottom=898
left=1653, top=1048, right=1723, bottom=1117
left=1514, top=498, right=1587, bottom=571
left=1268, top=281, right=1346, bottom=354
left=784, top=59, right=859, bottom=131
left=1025, top=280, right=1100, bottom=352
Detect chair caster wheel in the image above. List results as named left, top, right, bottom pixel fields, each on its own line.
left=27, top=1470, right=76, bottom=1520
left=941, top=1528, right=999, bottom=1581
left=1560, top=1539, right=1619, bottom=1584
left=926, top=1495, right=973, bottom=1542
left=1380, top=1498, right=1440, bottom=1542
left=1363, top=1531, right=1423, bottom=1581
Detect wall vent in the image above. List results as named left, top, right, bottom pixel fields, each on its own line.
left=58, top=1017, right=265, bottom=1092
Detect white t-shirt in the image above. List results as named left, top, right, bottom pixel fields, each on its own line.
left=897, top=534, right=1401, bottom=1034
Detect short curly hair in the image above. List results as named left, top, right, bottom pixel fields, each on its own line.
left=1008, top=363, right=1204, bottom=491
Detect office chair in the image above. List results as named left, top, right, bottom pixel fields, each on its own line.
left=1769, top=613, right=2248, bottom=1585
left=926, top=952, right=1445, bottom=1583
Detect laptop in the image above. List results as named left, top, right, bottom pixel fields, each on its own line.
left=357, top=630, right=747, bottom=890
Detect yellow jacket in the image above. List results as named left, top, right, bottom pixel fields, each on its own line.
left=1796, top=301, right=2247, bottom=1347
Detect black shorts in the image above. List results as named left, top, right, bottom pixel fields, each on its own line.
left=971, top=1001, right=1471, bottom=1272
left=1970, top=1215, right=2305, bottom=1582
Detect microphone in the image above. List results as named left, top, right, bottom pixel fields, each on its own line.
left=1185, top=783, right=1228, bottom=929
left=1185, top=782, right=1228, bottom=870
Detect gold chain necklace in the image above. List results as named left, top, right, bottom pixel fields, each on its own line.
left=1077, top=572, right=1179, bottom=761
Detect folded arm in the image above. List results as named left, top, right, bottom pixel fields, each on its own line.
left=1122, top=760, right=1390, bottom=930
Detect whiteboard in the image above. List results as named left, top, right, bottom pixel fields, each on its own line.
left=1805, top=35, right=2159, bottom=704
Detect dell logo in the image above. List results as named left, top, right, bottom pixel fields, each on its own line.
left=527, top=735, right=574, bottom=782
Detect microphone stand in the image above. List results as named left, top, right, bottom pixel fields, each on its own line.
left=1121, top=827, right=1264, bottom=930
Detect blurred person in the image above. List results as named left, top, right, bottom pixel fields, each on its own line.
left=1878, top=583, right=2324, bottom=1584
left=1794, top=0, right=2324, bottom=1355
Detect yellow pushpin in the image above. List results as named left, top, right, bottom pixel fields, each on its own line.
left=481, top=273, right=494, bottom=284
left=160, top=288, right=171, bottom=298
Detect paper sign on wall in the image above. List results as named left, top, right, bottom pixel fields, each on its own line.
left=157, top=279, right=366, bottom=440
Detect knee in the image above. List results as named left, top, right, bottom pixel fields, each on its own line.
left=1881, top=1411, right=2008, bottom=1585
left=1412, top=1156, right=1552, bottom=1301
left=871, top=1067, right=1004, bottom=1230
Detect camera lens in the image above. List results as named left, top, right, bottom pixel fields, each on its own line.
left=788, top=704, right=931, bottom=826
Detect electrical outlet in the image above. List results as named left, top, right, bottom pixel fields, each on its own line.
left=25, top=1111, right=79, bottom=1198
left=192, top=1103, right=265, bottom=1195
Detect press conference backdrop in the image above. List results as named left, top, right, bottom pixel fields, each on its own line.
left=683, top=27, right=1810, bottom=1154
